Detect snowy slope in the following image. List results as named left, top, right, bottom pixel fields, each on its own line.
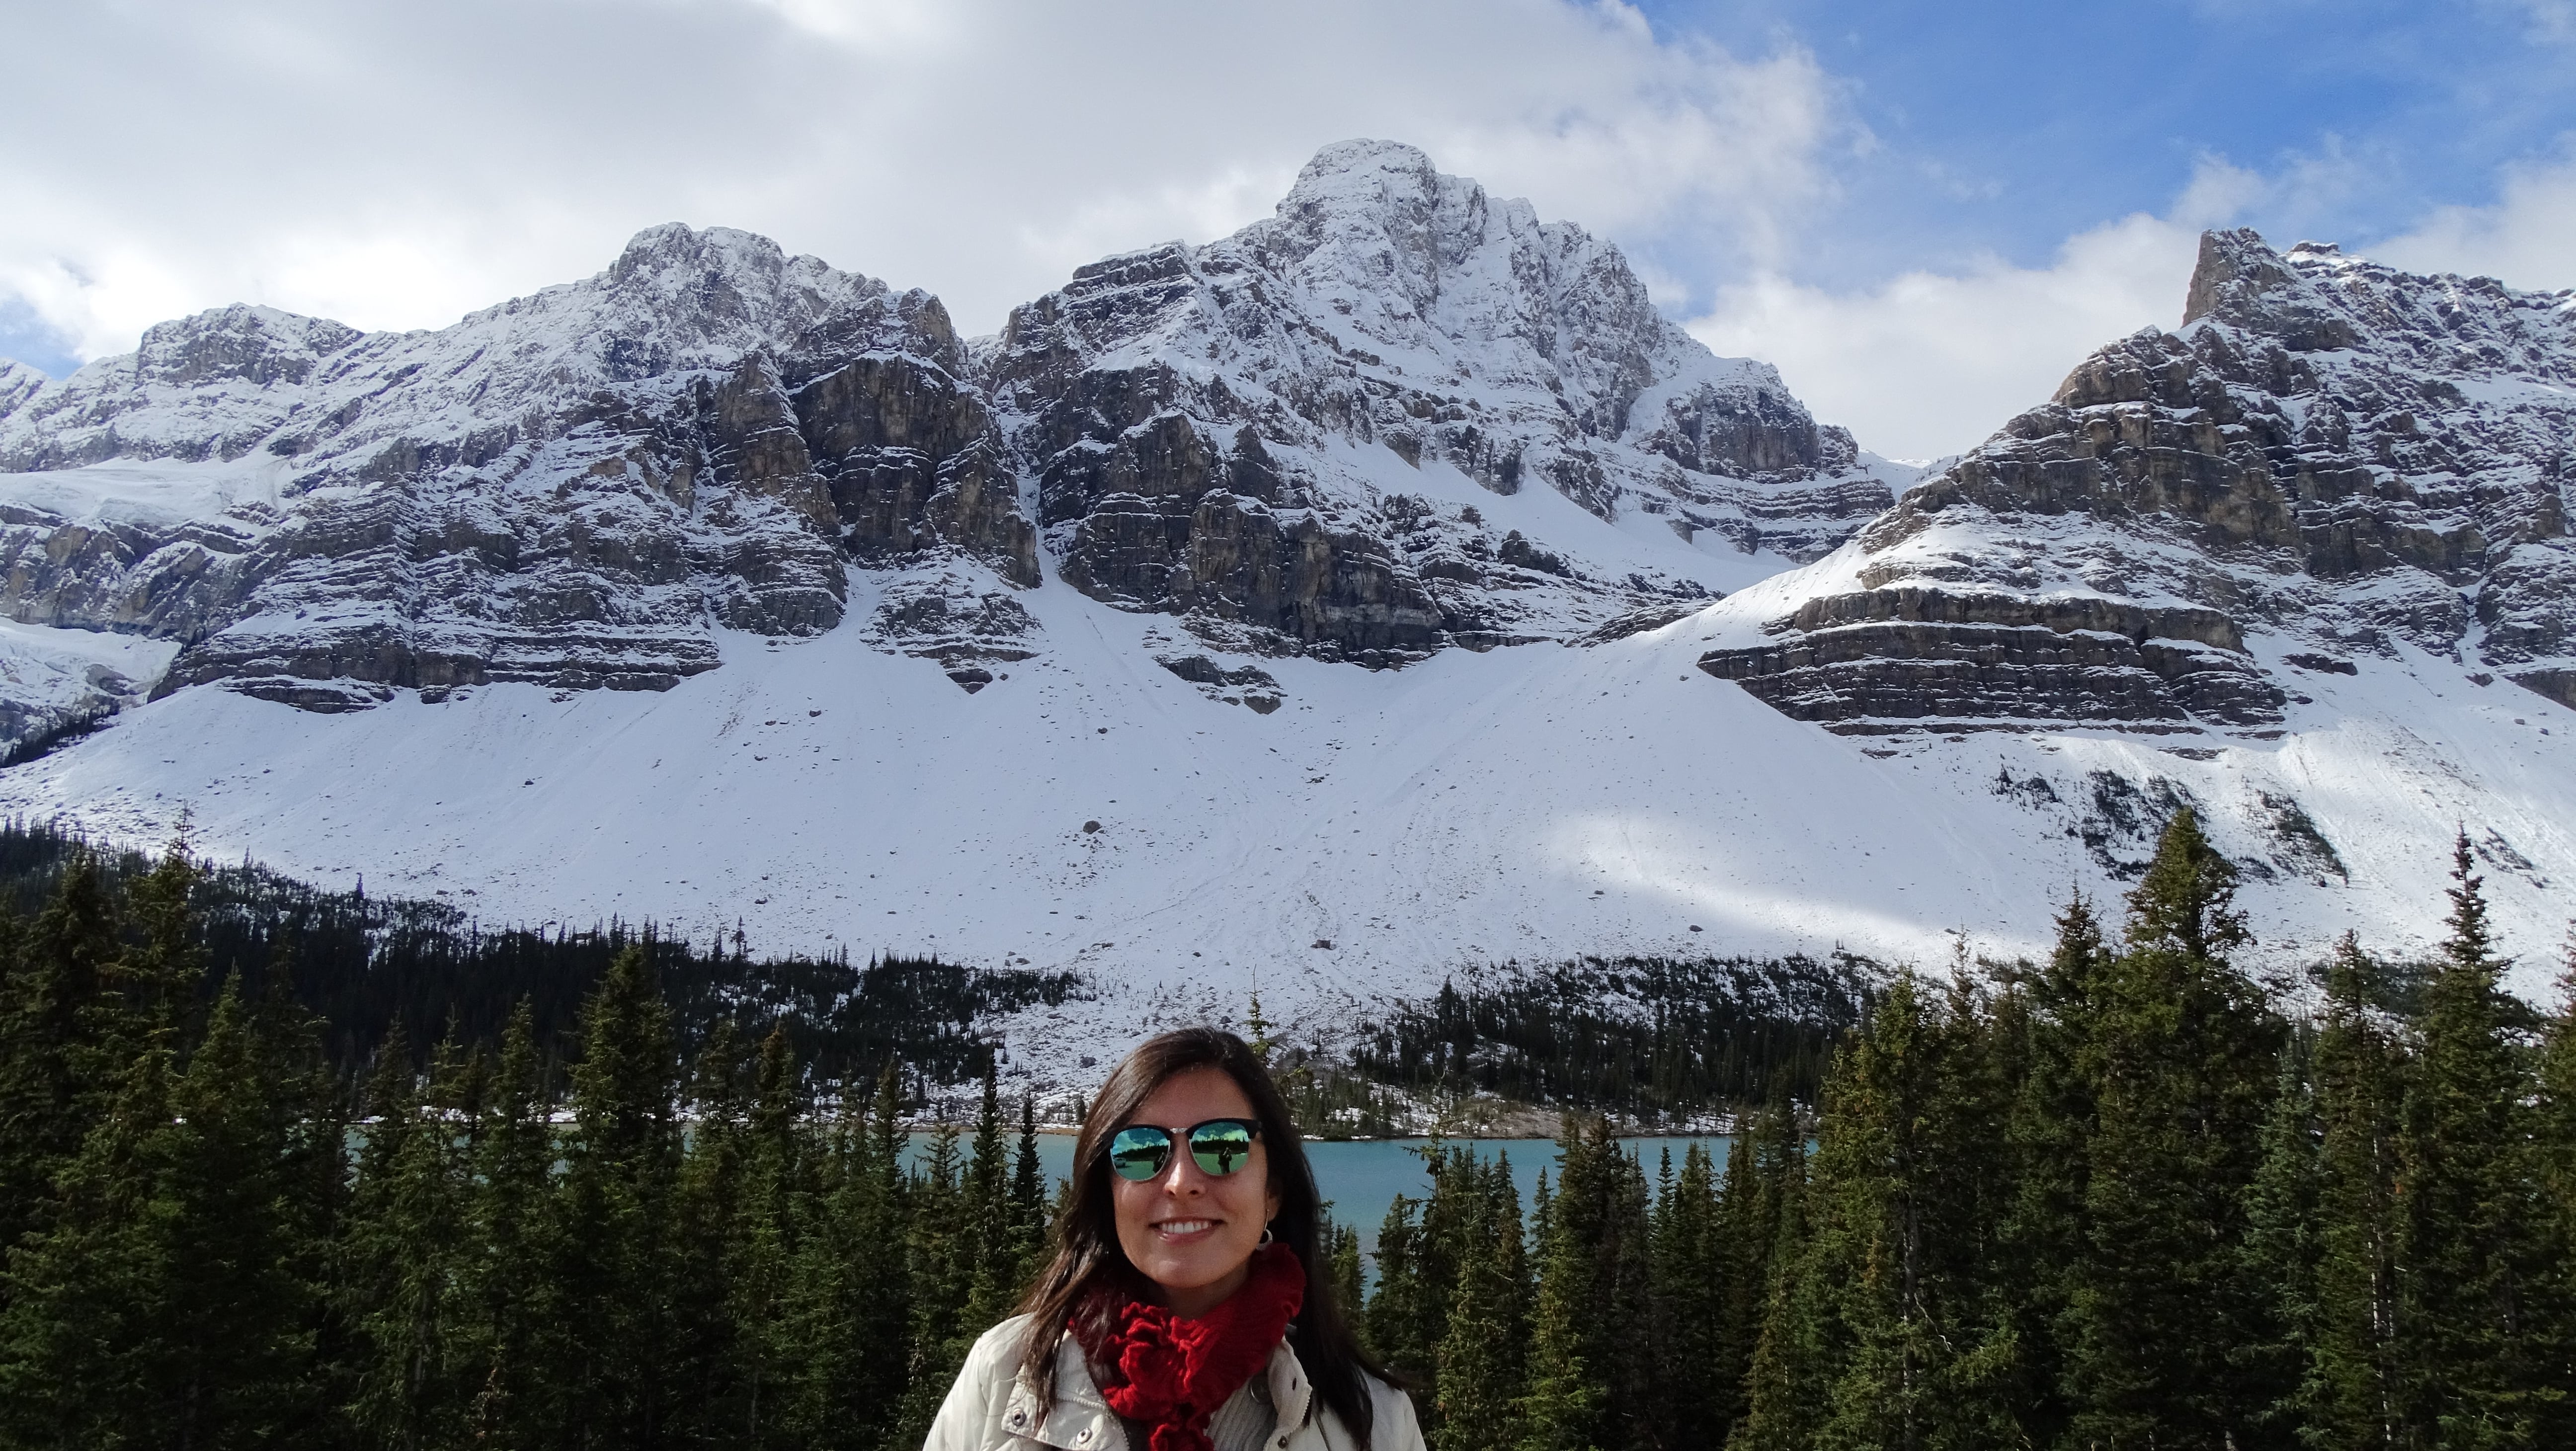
left=0, top=539, right=2565, bottom=1047
left=0, top=172, right=2570, bottom=1054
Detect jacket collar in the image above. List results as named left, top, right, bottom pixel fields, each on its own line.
left=1010, top=1328, right=1316, bottom=1450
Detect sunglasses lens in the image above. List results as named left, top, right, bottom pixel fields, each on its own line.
left=1109, top=1127, right=1172, bottom=1181
left=1189, top=1120, right=1257, bottom=1177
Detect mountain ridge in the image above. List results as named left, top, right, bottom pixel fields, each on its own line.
left=0, top=145, right=2569, bottom=1039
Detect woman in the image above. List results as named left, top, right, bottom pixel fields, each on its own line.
left=924, top=1028, right=1421, bottom=1451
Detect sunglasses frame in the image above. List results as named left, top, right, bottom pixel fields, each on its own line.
left=1107, top=1117, right=1265, bottom=1182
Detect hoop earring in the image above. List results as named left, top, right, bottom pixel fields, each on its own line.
left=1260, top=1223, right=1275, bottom=1245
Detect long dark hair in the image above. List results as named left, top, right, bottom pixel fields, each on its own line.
left=1013, top=1028, right=1385, bottom=1446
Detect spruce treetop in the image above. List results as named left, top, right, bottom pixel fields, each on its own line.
left=2124, top=807, right=2250, bottom=963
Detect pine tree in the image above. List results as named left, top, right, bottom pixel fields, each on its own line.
left=341, top=1020, right=471, bottom=1450
left=1518, top=1177, right=1604, bottom=1451
left=1010, top=1090, right=1046, bottom=1282
left=1726, top=1134, right=1815, bottom=1451
left=549, top=946, right=684, bottom=1448
left=1325, top=1213, right=1368, bottom=1353
left=2396, top=832, right=2556, bottom=1444
left=1436, top=1157, right=1529, bottom=1451
left=1, top=975, right=324, bottom=1449
left=2239, top=1030, right=2321, bottom=1448
left=958, top=1055, right=1015, bottom=1339
left=672, top=1018, right=750, bottom=1442
left=728, top=1024, right=803, bottom=1449
left=1651, top=1141, right=1725, bottom=1451
left=1989, top=892, right=2109, bottom=1447
left=892, top=1117, right=967, bottom=1448
left=458, top=999, right=554, bottom=1447
left=1369, top=1191, right=1440, bottom=1394
left=2061, top=808, right=2285, bottom=1450
left=2534, top=939, right=2576, bottom=1435
left=1714, top=1087, right=1806, bottom=1441
left=0, top=853, right=125, bottom=1261
left=780, top=1060, right=909, bottom=1451
left=2306, top=933, right=2409, bottom=1449
left=0, top=990, right=183, bottom=1448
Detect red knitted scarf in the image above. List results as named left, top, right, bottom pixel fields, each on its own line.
left=1073, top=1244, right=1306, bottom=1451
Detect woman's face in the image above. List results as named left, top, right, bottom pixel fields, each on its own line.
left=1109, top=1065, right=1284, bottom=1318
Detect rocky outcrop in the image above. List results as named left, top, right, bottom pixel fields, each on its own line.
left=0, top=226, right=1044, bottom=724
left=986, top=141, right=1902, bottom=661
left=1702, top=229, right=2576, bottom=732
left=1700, top=589, right=2284, bottom=731
left=860, top=566, right=1041, bottom=692
left=0, top=145, right=1908, bottom=743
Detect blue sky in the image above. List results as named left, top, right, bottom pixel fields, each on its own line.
left=3, top=0, right=2570, bottom=457
left=1633, top=0, right=2574, bottom=299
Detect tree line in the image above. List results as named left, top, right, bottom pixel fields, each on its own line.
left=4, top=809, right=2572, bottom=1449
left=0, top=816, right=1082, bottom=1087
left=1363, top=812, right=2576, bottom=1450
left=1339, top=953, right=1870, bottom=1123
left=0, top=843, right=1057, bottom=1450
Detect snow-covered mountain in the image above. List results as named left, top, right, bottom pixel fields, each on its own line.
left=0, top=148, right=2569, bottom=1043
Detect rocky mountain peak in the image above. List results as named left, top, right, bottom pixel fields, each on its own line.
left=985, top=141, right=1904, bottom=665
left=1258, top=138, right=1508, bottom=317
left=0, top=360, right=47, bottom=424
left=2180, top=227, right=2315, bottom=330
left=1704, top=227, right=2576, bottom=731
left=131, top=304, right=363, bottom=390
left=0, top=142, right=1897, bottom=728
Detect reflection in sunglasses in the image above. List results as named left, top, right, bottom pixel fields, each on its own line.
left=1109, top=1118, right=1263, bottom=1181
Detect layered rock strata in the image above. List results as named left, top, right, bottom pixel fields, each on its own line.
left=0, top=142, right=1908, bottom=739
left=986, top=140, right=1908, bottom=662
left=1702, top=230, right=2576, bottom=731
left=0, top=226, right=1039, bottom=712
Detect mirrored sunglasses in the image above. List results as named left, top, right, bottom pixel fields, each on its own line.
left=1108, top=1118, right=1263, bottom=1181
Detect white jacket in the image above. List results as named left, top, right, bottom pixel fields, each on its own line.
left=921, top=1313, right=1425, bottom=1451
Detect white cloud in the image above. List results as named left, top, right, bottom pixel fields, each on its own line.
left=1681, top=137, right=2576, bottom=465
left=1687, top=215, right=2202, bottom=463
left=0, top=0, right=1847, bottom=364
left=2373, top=138, right=2576, bottom=292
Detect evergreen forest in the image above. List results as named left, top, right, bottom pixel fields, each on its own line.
left=0, top=809, right=2570, bottom=1449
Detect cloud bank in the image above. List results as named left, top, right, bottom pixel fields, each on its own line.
left=3, top=1, right=2567, bottom=465
left=0, top=0, right=1843, bottom=357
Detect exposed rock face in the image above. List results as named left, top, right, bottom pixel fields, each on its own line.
left=0, top=225, right=1041, bottom=715
left=0, top=361, right=50, bottom=424
left=0, top=143, right=1904, bottom=744
left=987, top=140, right=1908, bottom=661
left=1703, top=230, right=2576, bottom=731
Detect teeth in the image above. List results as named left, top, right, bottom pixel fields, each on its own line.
left=1157, top=1220, right=1212, bottom=1234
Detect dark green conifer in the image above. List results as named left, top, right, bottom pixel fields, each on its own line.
left=2061, top=808, right=2285, bottom=1449
left=1436, top=1157, right=1528, bottom=1451
left=458, top=1000, right=553, bottom=1447
left=958, top=1056, right=1015, bottom=1338
left=0, top=853, right=124, bottom=1259
left=892, top=1118, right=966, bottom=1448
left=779, top=1060, right=909, bottom=1451
left=726, top=1024, right=802, bottom=1449
left=1, top=976, right=322, bottom=1450
left=1990, top=892, right=2108, bottom=1447
left=672, top=1019, right=750, bottom=1441
left=341, top=1020, right=471, bottom=1450
left=2396, top=832, right=2556, bottom=1443
left=2240, top=1030, right=2322, bottom=1447
left=2305, top=933, right=2409, bottom=1449
left=1650, top=1141, right=1725, bottom=1451
left=549, top=946, right=684, bottom=1447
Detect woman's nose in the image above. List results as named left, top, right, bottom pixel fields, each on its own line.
left=1161, top=1155, right=1205, bottom=1194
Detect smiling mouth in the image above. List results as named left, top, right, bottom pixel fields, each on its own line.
left=1152, top=1219, right=1218, bottom=1238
